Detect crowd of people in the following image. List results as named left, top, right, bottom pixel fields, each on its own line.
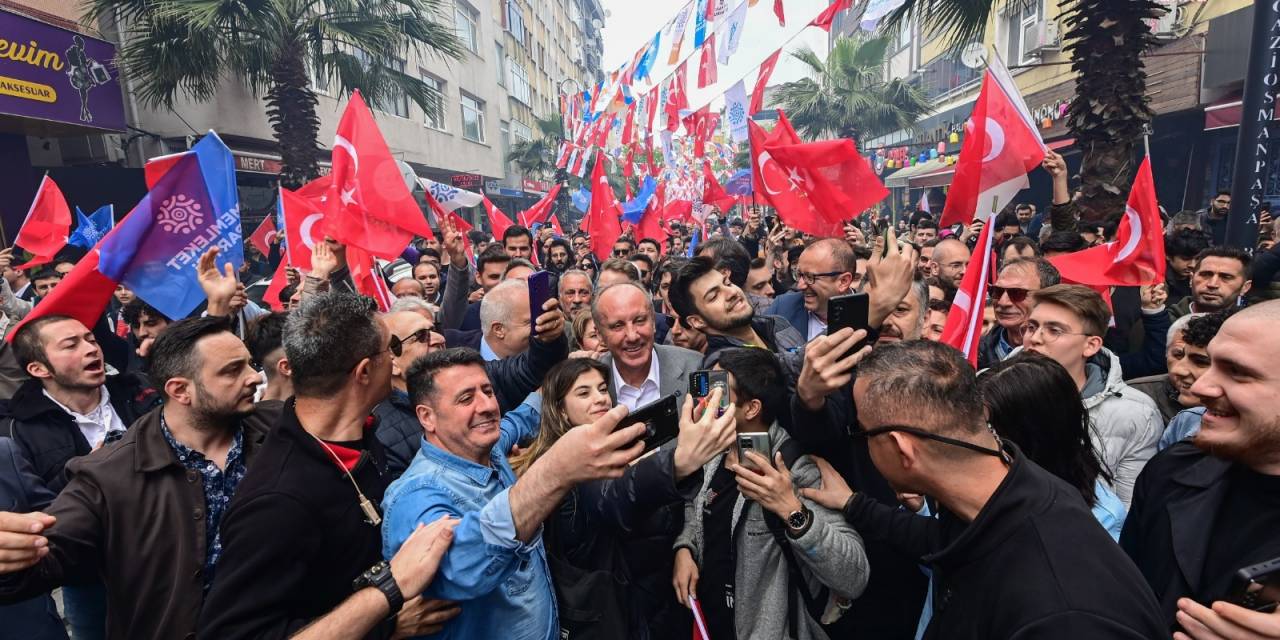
left=0, top=154, right=1277, bottom=640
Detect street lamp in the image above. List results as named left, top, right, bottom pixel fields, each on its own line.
left=556, top=78, right=583, bottom=228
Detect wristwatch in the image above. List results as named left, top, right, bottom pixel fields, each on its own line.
left=785, top=505, right=813, bottom=539
left=352, top=560, right=404, bottom=616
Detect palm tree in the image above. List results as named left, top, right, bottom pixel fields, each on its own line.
left=882, top=0, right=1162, bottom=225
left=506, top=114, right=565, bottom=181
left=772, top=34, right=933, bottom=143
left=90, top=0, right=463, bottom=188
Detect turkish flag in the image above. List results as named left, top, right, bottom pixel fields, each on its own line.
left=939, top=212, right=997, bottom=367
left=586, top=151, right=624, bottom=261
left=763, top=138, right=889, bottom=223
left=324, top=90, right=434, bottom=259
left=663, top=199, right=695, bottom=225
left=427, top=196, right=476, bottom=264
left=518, top=184, right=562, bottom=227
left=278, top=186, right=328, bottom=271
left=750, top=50, right=781, bottom=115
left=698, top=34, right=718, bottom=88
left=621, top=102, right=637, bottom=146
left=1050, top=158, right=1166, bottom=286
left=773, top=0, right=785, bottom=25
left=13, top=176, right=72, bottom=270
left=482, top=196, right=515, bottom=240
left=263, top=259, right=290, bottom=311
left=636, top=183, right=668, bottom=243
left=747, top=114, right=842, bottom=237
left=684, top=106, right=717, bottom=158
left=809, top=0, right=853, bottom=31
left=347, top=244, right=393, bottom=311
left=939, top=57, right=1046, bottom=228
left=702, top=161, right=736, bottom=213
left=296, top=175, right=332, bottom=202
left=666, top=62, right=689, bottom=133
left=248, top=215, right=276, bottom=256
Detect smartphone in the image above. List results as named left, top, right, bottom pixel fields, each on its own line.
left=826, top=292, right=871, bottom=355
left=616, top=393, right=680, bottom=453
left=1226, top=557, right=1280, bottom=613
left=736, top=432, right=772, bottom=471
left=689, top=370, right=732, bottom=418
left=528, top=271, right=553, bottom=335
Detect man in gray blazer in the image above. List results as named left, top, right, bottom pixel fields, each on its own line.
left=594, top=282, right=702, bottom=410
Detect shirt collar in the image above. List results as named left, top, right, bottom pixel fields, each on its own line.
left=416, top=437, right=502, bottom=485
left=159, top=412, right=245, bottom=470
left=611, top=348, right=660, bottom=392
left=479, top=336, right=502, bottom=362
left=42, top=385, right=110, bottom=420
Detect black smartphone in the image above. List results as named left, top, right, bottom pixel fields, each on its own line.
left=616, top=393, right=680, bottom=453
left=689, top=370, right=731, bottom=418
left=827, top=291, right=871, bottom=349
left=1226, top=557, right=1280, bottom=613
left=528, top=270, right=553, bottom=335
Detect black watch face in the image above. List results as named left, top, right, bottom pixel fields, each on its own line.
left=788, top=511, right=806, bottom=528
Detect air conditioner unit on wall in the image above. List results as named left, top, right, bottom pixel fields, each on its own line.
left=59, top=134, right=126, bottom=165
left=1147, top=0, right=1181, bottom=40
left=1027, top=19, right=1060, bottom=55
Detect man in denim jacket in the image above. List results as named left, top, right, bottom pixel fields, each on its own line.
left=381, top=346, right=648, bottom=639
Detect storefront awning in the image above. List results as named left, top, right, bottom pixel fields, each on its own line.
left=885, top=157, right=950, bottom=188
left=906, top=138, right=1075, bottom=189
left=1203, top=97, right=1280, bottom=131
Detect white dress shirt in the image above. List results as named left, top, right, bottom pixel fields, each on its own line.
left=806, top=312, right=828, bottom=341
left=43, top=385, right=127, bottom=449
left=612, top=349, right=661, bottom=412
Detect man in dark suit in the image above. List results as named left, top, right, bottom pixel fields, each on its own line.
left=766, top=239, right=859, bottom=342
left=1121, top=301, right=1280, bottom=635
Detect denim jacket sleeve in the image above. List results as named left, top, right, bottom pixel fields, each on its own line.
left=498, top=393, right=542, bottom=454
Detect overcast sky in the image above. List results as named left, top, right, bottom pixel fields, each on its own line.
left=599, top=0, right=834, bottom=111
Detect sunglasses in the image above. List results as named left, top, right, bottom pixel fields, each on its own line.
left=388, top=328, right=431, bottom=357
left=859, top=424, right=1011, bottom=464
left=988, top=285, right=1031, bottom=303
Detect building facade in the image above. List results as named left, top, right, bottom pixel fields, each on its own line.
left=830, top=0, right=1254, bottom=223
left=0, top=0, right=605, bottom=234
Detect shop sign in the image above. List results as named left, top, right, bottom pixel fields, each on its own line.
left=451, top=173, right=483, bottom=189
left=0, top=10, right=125, bottom=131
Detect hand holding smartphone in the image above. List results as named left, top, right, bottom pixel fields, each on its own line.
left=614, top=393, right=681, bottom=453
left=528, top=271, right=553, bottom=335
left=826, top=292, right=871, bottom=355
left=689, top=370, right=732, bottom=418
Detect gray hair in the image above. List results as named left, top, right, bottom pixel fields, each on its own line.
left=909, top=279, right=929, bottom=332
left=1167, top=312, right=1204, bottom=346
left=558, top=269, right=592, bottom=295
left=480, top=279, right=527, bottom=335
left=858, top=340, right=986, bottom=438
left=283, top=291, right=382, bottom=397
left=591, top=281, right=654, bottom=327
left=1001, top=257, right=1061, bottom=288
left=388, top=296, right=436, bottom=316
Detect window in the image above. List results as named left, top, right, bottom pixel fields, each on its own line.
left=506, top=1, right=526, bottom=46
left=1005, top=0, right=1044, bottom=65
left=461, top=93, right=486, bottom=142
left=455, top=2, right=479, bottom=53
left=389, top=59, right=409, bottom=118
left=421, top=73, right=446, bottom=130
left=308, top=61, right=330, bottom=94
left=495, top=42, right=506, bottom=87
left=512, top=120, right=532, bottom=144
left=508, top=58, right=531, bottom=106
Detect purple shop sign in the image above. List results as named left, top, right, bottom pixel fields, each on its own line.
left=0, top=9, right=126, bottom=132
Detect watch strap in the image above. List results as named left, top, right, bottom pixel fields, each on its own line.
left=353, top=561, right=404, bottom=616
left=785, top=505, right=813, bottom=539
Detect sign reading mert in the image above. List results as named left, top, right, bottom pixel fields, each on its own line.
left=0, top=10, right=126, bottom=132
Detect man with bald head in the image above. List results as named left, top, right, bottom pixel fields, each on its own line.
left=930, top=238, right=971, bottom=292
left=1122, top=300, right=1280, bottom=633
left=593, top=282, right=701, bottom=410
left=766, top=238, right=859, bottom=341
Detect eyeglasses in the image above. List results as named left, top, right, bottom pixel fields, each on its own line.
left=796, top=270, right=846, bottom=285
left=988, top=285, right=1031, bottom=303
left=389, top=328, right=431, bottom=357
left=859, top=423, right=1011, bottom=464
left=1019, top=320, right=1093, bottom=343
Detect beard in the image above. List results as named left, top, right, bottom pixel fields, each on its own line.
left=705, top=305, right=754, bottom=333
left=1193, top=408, right=1280, bottom=466
left=191, top=381, right=255, bottom=430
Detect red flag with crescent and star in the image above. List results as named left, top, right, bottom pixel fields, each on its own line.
left=747, top=112, right=842, bottom=237
left=1050, top=157, right=1166, bottom=286
left=939, top=54, right=1046, bottom=228
left=586, top=151, right=625, bottom=261
left=324, top=90, right=434, bottom=259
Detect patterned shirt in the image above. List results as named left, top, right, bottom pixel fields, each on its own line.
left=160, top=415, right=246, bottom=592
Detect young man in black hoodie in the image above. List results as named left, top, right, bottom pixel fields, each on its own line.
left=803, top=340, right=1167, bottom=639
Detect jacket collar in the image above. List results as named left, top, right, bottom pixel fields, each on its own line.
left=922, top=443, right=1052, bottom=568
left=134, top=405, right=272, bottom=473
left=8, top=378, right=75, bottom=422
left=1166, top=447, right=1235, bottom=591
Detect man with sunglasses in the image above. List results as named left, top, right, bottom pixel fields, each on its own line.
left=1019, top=285, right=1163, bottom=506
left=801, top=340, right=1167, bottom=640
left=976, top=257, right=1061, bottom=369
left=375, top=295, right=568, bottom=479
